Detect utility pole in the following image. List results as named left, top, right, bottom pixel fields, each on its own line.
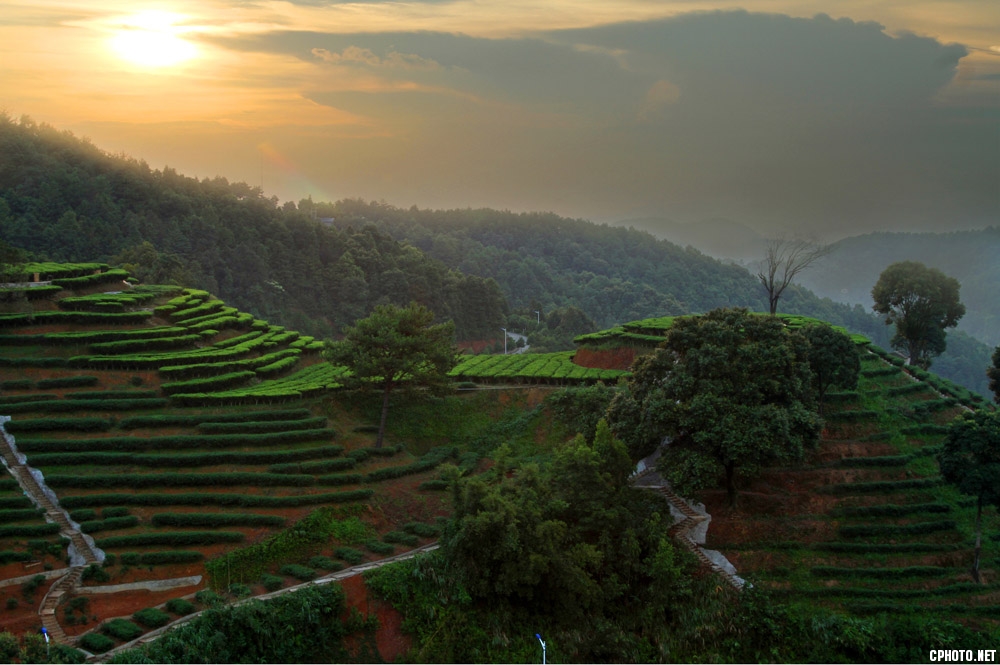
left=500, top=327, right=507, bottom=355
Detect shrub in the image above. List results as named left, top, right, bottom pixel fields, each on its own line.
left=365, top=540, right=394, bottom=555
left=80, top=516, right=139, bottom=534
left=96, top=532, right=244, bottom=548
left=278, top=564, right=317, bottom=581
left=101, top=507, right=130, bottom=518
left=838, top=520, right=957, bottom=538
left=80, top=632, right=115, bottom=653
left=151, top=513, right=285, bottom=528
left=334, top=547, right=364, bottom=566
left=0, top=523, right=59, bottom=538
left=403, top=522, right=440, bottom=538
left=418, top=479, right=449, bottom=491
left=36, top=376, right=99, bottom=389
left=69, top=509, right=97, bottom=522
left=102, top=618, right=144, bottom=641
left=133, top=607, right=172, bottom=629
left=382, top=531, right=418, bottom=546
left=307, top=556, right=341, bottom=572
left=261, top=574, right=284, bottom=592
left=81, top=563, right=110, bottom=583
left=229, top=583, right=252, bottom=598
left=165, top=598, right=195, bottom=616
left=195, top=589, right=223, bottom=608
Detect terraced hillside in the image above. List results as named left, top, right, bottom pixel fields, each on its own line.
left=0, top=265, right=457, bottom=652
left=704, top=346, right=999, bottom=622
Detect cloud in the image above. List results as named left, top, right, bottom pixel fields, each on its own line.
left=127, top=11, right=998, bottom=235
left=311, top=46, right=441, bottom=69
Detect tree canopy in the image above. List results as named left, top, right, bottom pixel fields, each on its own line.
left=607, top=308, right=821, bottom=505
left=871, top=261, right=965, bottom=369
left=800, top=323, right=861, bottom=411
left=937, top=410, right=1000, bottom=582
left=323, top=302, right=458, bottom=447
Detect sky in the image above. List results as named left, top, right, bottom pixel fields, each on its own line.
left=1, top=1, right=997, bottom=240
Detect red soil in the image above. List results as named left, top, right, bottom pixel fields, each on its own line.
left=572, top=347, right=636, bottom=370
left=339, top=573, right=412, bottom=662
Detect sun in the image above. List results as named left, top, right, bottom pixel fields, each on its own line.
left=109, top=11, right=198, bottom=68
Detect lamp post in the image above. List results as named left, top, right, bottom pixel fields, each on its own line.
left=533, top=310, right=540, bottom=324
left=501, top=327, right=507, bottom=355
left=536, top=633, right=546, bottom=665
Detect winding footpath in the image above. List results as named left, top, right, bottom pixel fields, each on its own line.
left=0, top=417, right=104, bottom=644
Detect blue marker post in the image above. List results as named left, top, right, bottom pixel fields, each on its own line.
left=535, top=633, right=546, bottom=665
left=41, top=627, right=49, bottom=658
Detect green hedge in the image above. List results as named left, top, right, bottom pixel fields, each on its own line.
left=0, top=551, right=32, bottom=565
left=316, top=473, right=364, bottom=486
left=0, top=509, right=43, bottom=524
left=403, top=522, right=441, bottom=538
left=365, top=540, right=394, bottom=555
left=102, top=507, right=130, bottom=518
left=362, top=446, right=456, bottom=482
left=166, top=598, right=195, bottom=615
left=101, top=618, right=144, bottom=641
left=0, top=394, right=59, bottom=405
left=161, top=371, right=256, bottom=395
left=17, top=428, right=338, bottom=453
left=827, top=410, right=881, bottom=422
left=96, top=532, right=245, bottom=548
left=45, top=472, right=316, bottom=489
left=196, top=417, right=327, bottom=434
left=812, top=542, right=961, bottom=553
left=0, top=497, right=32, bottom=509
left=861, top=367, right=903, bottom=378
left=382, top=531, right=418, bottom=546
left=0, top=379, right=32, bottom=389
left=269, top=458, right=355, bottom=475
left=3, top=417, right=113, bottom=433
left=822, top=478, right=942, bottom=494
left=60, top=489, right=374, bottom=509
left=119, top=551, right=203, bottom=565
left=810, top=566, right=953, bottom=579
left=89, top=334, right=201, bottom=354
left=838, top=503, right=951, bottom=518
left=0, top=357, right=68, bottom=368
left=36, top=376, right=99, bottom=389
left=151, top=513, right=285, bottom=528
left=334, top=547, right=364, bottom=566
left=66, top=390, right=159, bottom=400
left=278, top=564, right=316, bottom=581
left=1, top=398, right=170, bottom=414
left=27, top=446, right=345, bottom=469
left=79, top=516, right=139, bottom=534
left=0, top=523, right=60, bottom=537
left=838, top=520, right=957, bottom=538
left=0, top=310, right=151, bottom=328
left=79, top=633, right=115, bottom=653
left=118, top=408, right=312, bottom=429
left=133, top=607, right=172, bottom=629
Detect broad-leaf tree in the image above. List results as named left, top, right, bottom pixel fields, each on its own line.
left=756, top=237, right=832, bottom=315
left=800, top=323, right=861, bottom=412
left=607, top=308, right=821, bottom=506
left=324, top=302, right=457, bottom=448
left=937, top=410, right=1000, bottom=583
left=871, top=261, right=964, bottom=369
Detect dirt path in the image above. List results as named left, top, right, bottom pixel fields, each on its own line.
left=0, top=416, right=105, bottom=644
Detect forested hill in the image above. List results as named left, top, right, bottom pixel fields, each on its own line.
left=0, top=114, right=991, bottom=395
left=0, top=114, right=507, bottom=340
left=318, top=200, right=886, bottom=338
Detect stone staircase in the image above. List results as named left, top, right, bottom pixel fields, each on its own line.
left=1, top=418, right=102, bottom=645
left=641, top=482, right=744, bottom=590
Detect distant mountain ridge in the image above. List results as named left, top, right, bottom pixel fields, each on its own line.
left=617, top=216, right=766, bottom=262
left=795, top=228, right=1000, bottom=348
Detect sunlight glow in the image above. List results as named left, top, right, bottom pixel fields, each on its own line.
left=109, top=11, right=198, bottom=68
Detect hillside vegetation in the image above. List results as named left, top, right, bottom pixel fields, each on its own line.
left=2, top=114, right=992, bottom=397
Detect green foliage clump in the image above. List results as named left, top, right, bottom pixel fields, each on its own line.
left=365, top=540, right=395, bottom=555
left=308, top=556, right=342, bottom=572
left=132, top=607, right=172, bottom=629
left=79, top=632, right=115, bottom=653
left=165, top=598, right=195, bottom=616
left=107, top=585, right=370, bottom=664
left=261, top=574, right=284, bottom=592
left=102, top=618, right=144, bottom=641
left=403, top=522, right=440, bottom=538
left=278, top=564, right=316, bottom=581
left=334, top=547, right=365, bottom=566
left=382, top=531, right=418, bottom=546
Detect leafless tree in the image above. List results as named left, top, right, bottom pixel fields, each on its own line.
left=756, top=237, right=832, bottom=315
